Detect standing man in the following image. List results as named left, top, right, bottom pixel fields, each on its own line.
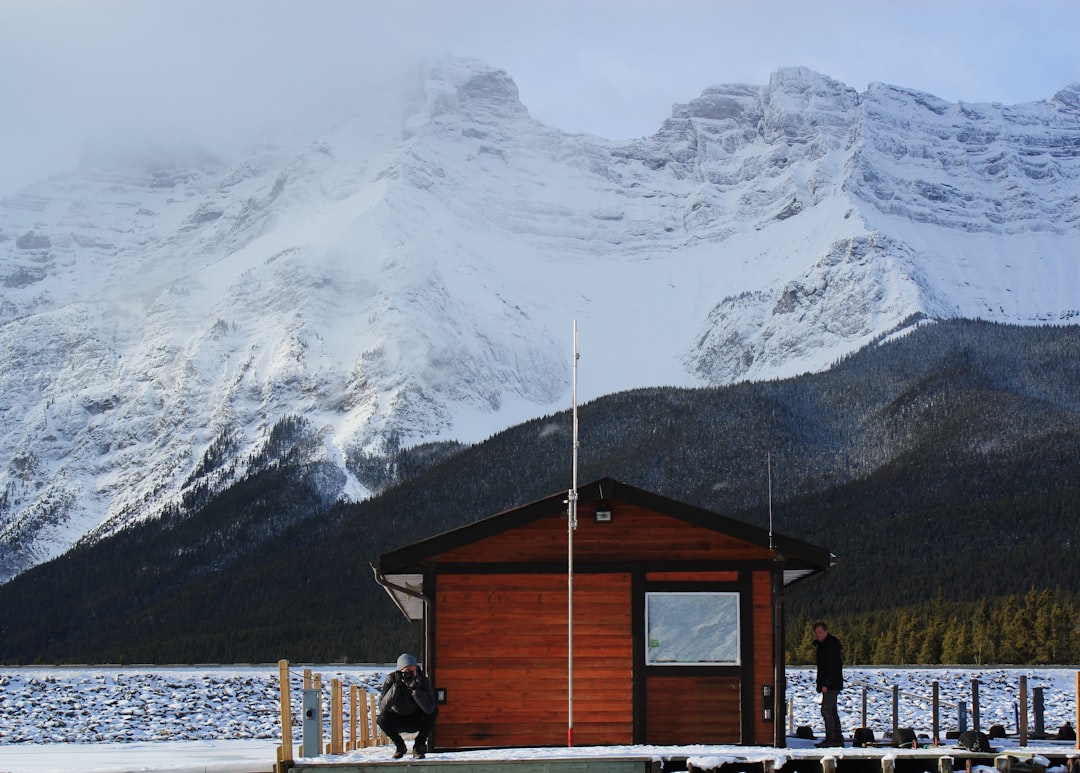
left=377, top=653, right=438, bottom=758
left=813, top=621, right=844, bottom=747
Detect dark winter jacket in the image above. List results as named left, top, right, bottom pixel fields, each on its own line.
left=814, top=633, right=844, bottom=692
left=378, top=667, right=437, bottom=717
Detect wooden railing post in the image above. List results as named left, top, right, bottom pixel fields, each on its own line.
left=862, top=686, right=868, bottom=729
left=330, top=678, right=343, bottom=755
left=369, top=690, right=382, bottom=745
left=349, top=685, right=358, bottom=751
left=1019, top=675, right=1028, bottom=747
left=1075, top=671, right=1079, bottom=750
left=361, top=690, right=372, bottom=748
left=972, top=679, right=981, bottom=733
left=932, top=681, right=940, bottom=745
left=277, top=660, right=293, bottom=772
left=1033, top=686, right=1044, bottom=737
left=892, top=684, right=900, bottom=738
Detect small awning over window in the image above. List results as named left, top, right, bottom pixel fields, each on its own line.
left=783, top=564, right=831, bottom=588
left=373, top=570, right=425, bottom=621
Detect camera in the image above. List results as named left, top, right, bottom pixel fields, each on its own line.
left=400, top=669, right=416, bottom=686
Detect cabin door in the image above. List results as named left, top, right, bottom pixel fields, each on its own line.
left=640, top=587, right=744, bottom=743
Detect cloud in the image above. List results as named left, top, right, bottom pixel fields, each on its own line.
left=1, top=0, right=1077, bottom=196
left=0, top=1, right=425, bottom=191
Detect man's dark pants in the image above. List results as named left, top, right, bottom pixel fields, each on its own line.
left=378, top=709, right=437, bottom=752
left=821, top=689, right=842, bottom=742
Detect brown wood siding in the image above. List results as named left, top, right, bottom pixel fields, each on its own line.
left=646, top=675, right=741, bottom=744
left=646, top=571, right=738, bottom=582
left=436, top=502, right=775, bottom=565
left=434, top=572, right=633, bottom=749
left=751, top=570, right=774, bottom=744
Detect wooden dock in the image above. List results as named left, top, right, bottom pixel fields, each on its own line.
left=284, top=743, right=1080, bottom=773
left=291, top=760, right=658, bottom=773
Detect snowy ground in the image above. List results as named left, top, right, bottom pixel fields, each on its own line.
left=0, top=665, right=1077, bottom=772
left=786, top=666, right=1078, bottom=738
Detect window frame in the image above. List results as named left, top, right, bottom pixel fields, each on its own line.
left=644, top=590, right=742, bottom=666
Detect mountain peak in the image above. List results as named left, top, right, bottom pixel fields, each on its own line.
left=1052, top=82, right=1080, bottom=110
left=767, top=65, right=850, bottom=94
left=404, top=55, right=528, bottom=135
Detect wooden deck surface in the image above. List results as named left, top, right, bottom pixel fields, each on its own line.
left=284, top=742, right=1080, bottom=773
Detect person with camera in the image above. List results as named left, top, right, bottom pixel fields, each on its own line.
left=377, top=653, right=438, bottom=758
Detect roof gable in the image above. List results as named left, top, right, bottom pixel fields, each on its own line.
left=377, top=477, right=833, bottom=574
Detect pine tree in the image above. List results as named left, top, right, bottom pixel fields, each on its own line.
left=871, top=623, right=896, bottom=665
left=917, top=614, right=944, bottom=664
left=971, top=600, right=994, bottom=664
left=940, top=614, right=973, bottom=664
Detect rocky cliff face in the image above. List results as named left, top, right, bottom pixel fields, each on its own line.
left=1, top=57, right=1078, bottom=582
left=850, top=81, right=1080, bottom=234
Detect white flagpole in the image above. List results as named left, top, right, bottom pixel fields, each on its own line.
left=767, top=451, right=774, bottom=551
left=568, top=320, right=579, bottom=747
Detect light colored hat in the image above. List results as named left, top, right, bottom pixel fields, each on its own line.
left=396, top=653, right=418, bottom=671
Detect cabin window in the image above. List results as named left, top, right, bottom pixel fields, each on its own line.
left=645, top=591, right=740, bottom=665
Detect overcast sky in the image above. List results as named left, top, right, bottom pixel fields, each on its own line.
left=2, top=0, right=1079, bottom=197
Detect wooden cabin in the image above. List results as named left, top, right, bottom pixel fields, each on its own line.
left=373, top=477, right=834, bottom=751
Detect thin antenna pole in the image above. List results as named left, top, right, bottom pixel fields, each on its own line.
left=767, top=451, right=774, bottom=551
left=568, top=320, right=579, bottom=747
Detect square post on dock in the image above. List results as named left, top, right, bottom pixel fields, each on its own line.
left=301, top=671, right=322, bottom=759
left=348, top=685, right=358, bottom=751
left=892, top=685, right=900, bottom=738
left=368, top=688, right=381, bottom=746
left=330, top=678, right=343, bottom=755
left=972, top=680, right=981, bottom=733
left=277, top=659, right=293, bottom=773
left=1019, top=675, right=1028, bottom=747
left=933, top=681, right=941, bottom=745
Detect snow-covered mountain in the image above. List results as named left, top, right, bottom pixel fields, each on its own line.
left=1, top=57, right=1078, bottom=582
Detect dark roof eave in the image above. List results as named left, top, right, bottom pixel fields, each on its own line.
left=377, top=477, right=834, bottom=575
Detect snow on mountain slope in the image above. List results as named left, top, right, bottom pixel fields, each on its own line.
left=1, top=58, right=1078, bottom=582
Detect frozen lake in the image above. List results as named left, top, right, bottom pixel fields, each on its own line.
left=1, top=664, right=1076, bottom=772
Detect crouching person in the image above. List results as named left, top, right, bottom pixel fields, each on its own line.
left=377, top=653, right=438, bottom=758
